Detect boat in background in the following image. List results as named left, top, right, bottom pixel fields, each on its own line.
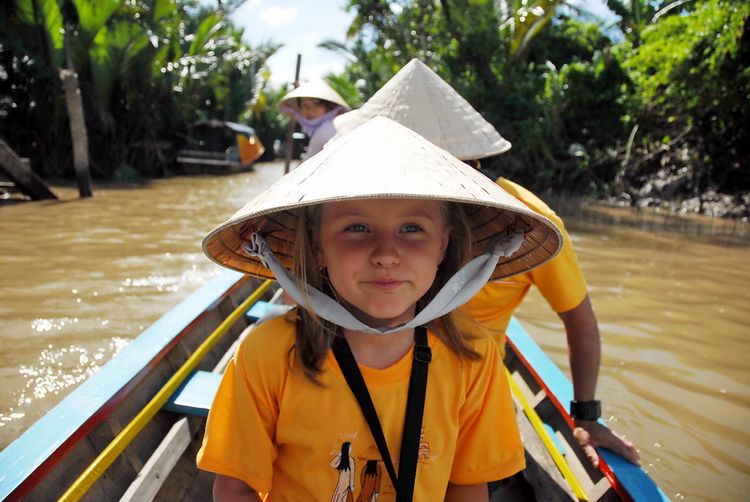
left=0, top=270, right=669, bottom=501
left=176, top=120, right=265, bottom=174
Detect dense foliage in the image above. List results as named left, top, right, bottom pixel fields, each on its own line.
left=621, top=0, right=749, bottom=200
left=2, top=0, right=748, bottom=216
left=1, top=0, right=278, bottom=179
left=329, top=0, right=749, bottom=216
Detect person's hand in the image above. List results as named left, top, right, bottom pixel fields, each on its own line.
left=573, top=420, right=640, bottom=468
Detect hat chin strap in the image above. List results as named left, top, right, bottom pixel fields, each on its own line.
left=244, top=232, right=524, bottom=335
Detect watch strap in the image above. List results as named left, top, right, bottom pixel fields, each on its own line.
left=570, top=399, right=601, bottom=421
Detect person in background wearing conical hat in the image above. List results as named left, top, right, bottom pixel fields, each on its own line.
left=278, top=78, right=350, bottom=161
left=331, top=58, right=640, bottom=473
left=197, top=117, right=563, bottom=500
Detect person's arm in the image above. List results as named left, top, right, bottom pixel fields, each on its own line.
left=560, top=295, right=600, bottom=403
left=445, top=482, right=489, bottom=502
left=213, top=474, right=263, bottom=502
left=559, top=296, right=640, bottom=467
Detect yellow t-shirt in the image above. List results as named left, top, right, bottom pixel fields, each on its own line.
left=462, top=178, right=587, bottom=345
left=197, top=314, right=524, bottom=500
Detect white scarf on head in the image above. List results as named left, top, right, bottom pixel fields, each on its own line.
left=282, top=107, right=343, bottom=137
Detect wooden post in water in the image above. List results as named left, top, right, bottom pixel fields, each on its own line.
left=283, top=54, right=302, bottom=175
left=0, top=140, right=58, bottom=200
left=60, top=68, right=93, bottom=198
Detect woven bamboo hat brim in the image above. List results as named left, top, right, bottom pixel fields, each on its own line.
left=203, top=117, right=561, bottom=280
left=279, top=78, right=351, bottom=111
left=332, top=58, right=510, bottom=160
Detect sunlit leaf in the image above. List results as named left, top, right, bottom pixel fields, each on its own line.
left=72, top=0, right=124, bottom=42
left=188, top=13, right=224, bottom=56
left=153, top=0, right=176, bottom=22
left=14, top=0, right=64, bottom=68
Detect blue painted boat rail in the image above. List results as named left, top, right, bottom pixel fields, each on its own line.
left=0, top=276, right=670, bottom=502
left=0, top=269, right=246, bottom=500
left=506, top=317, right=670, bottom=502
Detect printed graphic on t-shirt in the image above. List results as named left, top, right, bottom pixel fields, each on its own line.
left=356, top=460, right=382, bottom=502
left=329, top=441, right=355, bottom=502
left=328, top=427, right=431, bottom=499
left=418, top=427, right=432, bottom=461
left=329, top=436, right=391, bottom=500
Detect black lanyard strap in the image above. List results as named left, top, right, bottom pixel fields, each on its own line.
left=332, top=326, right=431, bottom=502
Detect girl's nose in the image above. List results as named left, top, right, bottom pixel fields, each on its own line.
left=371, top=236, right=400, bottom=268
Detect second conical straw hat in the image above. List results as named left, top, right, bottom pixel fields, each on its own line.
left=332, top=59, right=510, bottom=159
left=278, top=78, right=350, bottom=111
left=203, top=117, right=560, bottom=280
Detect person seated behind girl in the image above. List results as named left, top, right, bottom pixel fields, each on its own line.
left=332, top=59, right=640, bottom=469
left=278, top=78, right=350, bottom=160
left=198, top=117, right=563, bottom=500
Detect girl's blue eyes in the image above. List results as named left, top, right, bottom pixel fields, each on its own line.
left=402, top=223, right=422, bottom=233
left=344, top=224, right=423, bottom=233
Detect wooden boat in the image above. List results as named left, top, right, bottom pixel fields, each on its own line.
left=0, top=270, right=668, bottom=501
left=502, top=319, right=668, bottom=501
left=176, top=120, right=265, bottom=174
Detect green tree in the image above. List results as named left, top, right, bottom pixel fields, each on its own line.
left=1, top=0, right=279, bottom=179
left=498, top=0, right=576, bottom=64
left=605, top=0, right=699, bottom=43
left=2, top=0, right=70, bottom=175
left=336, top=0, right=610, bottom=192
left=621, top=0, right=750, bottom=194
left=242, top=68, right=289, bottom=160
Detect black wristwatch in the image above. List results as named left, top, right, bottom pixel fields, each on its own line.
left=570, top=400, right=601, bottom=421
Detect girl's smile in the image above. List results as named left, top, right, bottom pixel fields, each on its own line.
left=316, top=198, right=449, bottom=328
left=362, top=278, right=405, bottom=291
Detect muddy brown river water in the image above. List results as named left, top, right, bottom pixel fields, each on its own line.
left=1, top=161, right=748, bottom=500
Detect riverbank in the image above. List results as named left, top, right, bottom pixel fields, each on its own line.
left=604, top=143, right=750, bottom=220
left=605, top=188, right=750, bottom=221
left=5, top=160, right=750, bottom=224
left=539, top=182, right=749, bottom=223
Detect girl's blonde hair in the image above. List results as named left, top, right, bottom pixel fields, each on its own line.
left=290, top=201, right=480, bottom=381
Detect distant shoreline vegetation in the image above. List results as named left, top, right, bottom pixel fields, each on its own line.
left=1, top=1, right=747, bottom=219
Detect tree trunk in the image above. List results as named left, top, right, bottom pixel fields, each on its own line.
left=60, top=69, right=93, bottom=198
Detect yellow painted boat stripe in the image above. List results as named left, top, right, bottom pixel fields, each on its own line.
left=505, top=368, right=590, bottom=501
left=58, top=279, right=274, bottom=502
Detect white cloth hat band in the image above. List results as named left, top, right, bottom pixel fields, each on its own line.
left=243, top=232, right=524, bottom=334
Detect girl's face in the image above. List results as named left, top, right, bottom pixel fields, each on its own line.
left=299, top=98, right=328, bottom=120
left=316, top=199, right=449, bottom=328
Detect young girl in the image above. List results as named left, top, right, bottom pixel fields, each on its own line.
left=278, top=78, right=350, bottom=160
left=198, top=117, right=562, bottom=500
left=331, top=58, right=641, bottom=469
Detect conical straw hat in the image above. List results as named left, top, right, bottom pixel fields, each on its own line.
left=279, top=78, right=351, bottom=111
left=332, top=58, right=510, bottom=160
left=330, top=109, right=359, bottom=132
left=203, top=117, right=560, bottom=280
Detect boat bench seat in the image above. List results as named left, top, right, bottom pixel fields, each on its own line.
left=244, top=300, right=291, bottom=323
left=163, top=371, right=222, bottom=417
left=164, top=300, right=287, bottom=417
